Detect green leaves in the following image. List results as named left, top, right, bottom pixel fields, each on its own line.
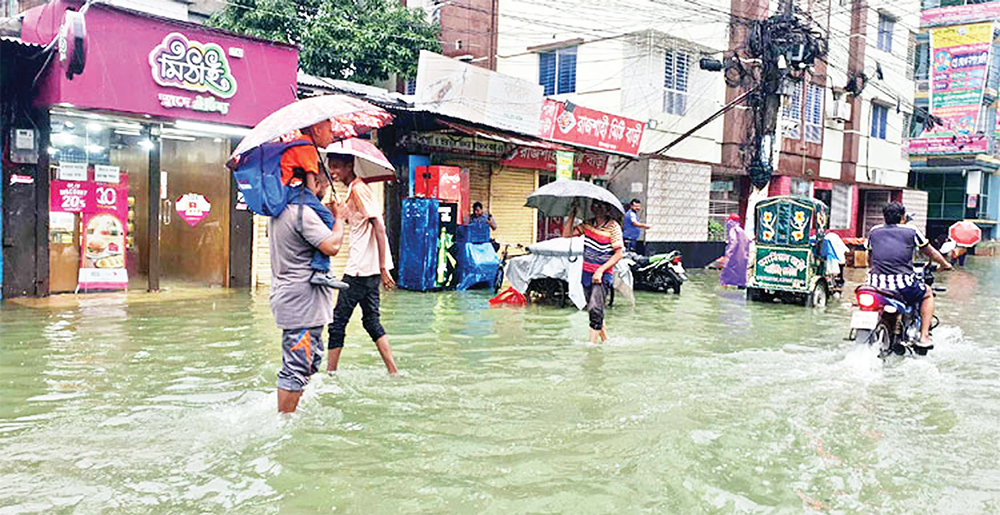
left=207, top=0, right=440, bottom=85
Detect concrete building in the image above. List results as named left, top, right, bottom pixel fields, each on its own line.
left=491, top=0, right=923, bottom=254
left=907, top=1, right=1000, bottom=242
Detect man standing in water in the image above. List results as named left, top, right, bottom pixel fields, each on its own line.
left=563, top=201, right=624, bottom=344
left=270, top=166, right=345, bottom=413
left=326, top=153, right=399, bottom=374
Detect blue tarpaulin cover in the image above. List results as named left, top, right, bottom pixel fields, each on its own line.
left=457, top=221, right=491, bottom=244
left=399, top=198, right=440, bottom=291
left=454, top=242, right=501, bottom=290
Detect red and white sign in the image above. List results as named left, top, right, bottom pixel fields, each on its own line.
left=176, top=193, right=211, bottom=227
left=502, top=147, right=609, bottom=176
left=50, top=180, right=91, bottom=213
left=538, top=99, right=645, bottom=157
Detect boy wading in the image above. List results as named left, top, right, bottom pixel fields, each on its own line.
left=326, top=154, right=398, bottom=374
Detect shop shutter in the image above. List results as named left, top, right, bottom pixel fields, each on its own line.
left=490, top=167, right=538, bottom=248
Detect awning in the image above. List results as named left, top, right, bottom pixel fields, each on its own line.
left=440, top=120, right=570, bottom=151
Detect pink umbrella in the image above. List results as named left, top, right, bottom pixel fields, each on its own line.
left=227, top=94, right=392, bottom=166
left=948, top=220, right=982, bottom=247
left=321, top=138, right=396, bottom=183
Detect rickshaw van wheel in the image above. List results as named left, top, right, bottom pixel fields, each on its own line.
left=806, top=282, right=828, bottom=308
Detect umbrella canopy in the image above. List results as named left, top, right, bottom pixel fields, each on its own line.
left=525, top=180, right=625, bottom=218
left=228, top=94, right=392, bottom=165
left=948, top=220, right=982, bottom=247
left=320, top=138, right=395, bottom=183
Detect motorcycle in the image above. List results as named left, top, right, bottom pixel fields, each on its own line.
left=848, top=242, right=953, bottom=357
left=626, top=250, right=686, bottom=294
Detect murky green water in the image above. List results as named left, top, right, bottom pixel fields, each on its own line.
left=2, top=260, right=999, bottom=514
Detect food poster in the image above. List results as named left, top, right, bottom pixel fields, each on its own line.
left=79, top=169, right=130, bottom=289
left=912, top=22, right=995, bottom=155
left=50, top=164, right=131, bottom=291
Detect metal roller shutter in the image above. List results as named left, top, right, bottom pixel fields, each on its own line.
left=489, top=167, right=538, bottom=248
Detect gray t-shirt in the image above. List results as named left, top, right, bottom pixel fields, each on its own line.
left=269, top=205, right=335, bottom=329
left=866, top=223, right=929, bottom=277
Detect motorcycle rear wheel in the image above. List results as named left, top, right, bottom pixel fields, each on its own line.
left=856, top=322, right=893, bottom=358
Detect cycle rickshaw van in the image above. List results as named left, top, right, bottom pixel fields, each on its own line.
left=746, top=195, right=840, bottom=307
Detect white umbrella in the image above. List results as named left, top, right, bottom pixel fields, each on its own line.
left=320, top=138, right=395, bottom=183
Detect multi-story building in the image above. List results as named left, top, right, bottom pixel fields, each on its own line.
left=491, top=0, right=922, bottom=253
left=908, top=0, right=999, bottom=242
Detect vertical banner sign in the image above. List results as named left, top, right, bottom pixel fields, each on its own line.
left=556, top=150, right=574, bottom=181
left=79, top=174, right=131, bottom=290
left=910, top=22, right=994, bottom=155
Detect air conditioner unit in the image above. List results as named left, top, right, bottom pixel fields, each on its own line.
left=828, top=99, right=851, bottom=122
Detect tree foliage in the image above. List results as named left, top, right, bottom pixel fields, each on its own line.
left=208, top=0, right=440, bottom=85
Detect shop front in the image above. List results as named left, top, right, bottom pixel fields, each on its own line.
left=13, top=1, right=297, bottom=296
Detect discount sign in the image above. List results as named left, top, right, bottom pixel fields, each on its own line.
left=50, top=180, right=91, bottom=213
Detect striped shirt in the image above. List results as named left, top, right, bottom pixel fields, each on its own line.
left=578, top=219, right=624, bottom=286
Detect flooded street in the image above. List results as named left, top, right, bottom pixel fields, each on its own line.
left=2, top=260, right=999, bottom=514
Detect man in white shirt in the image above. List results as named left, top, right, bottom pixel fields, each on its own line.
left=325, top=154, right=398, bottom=374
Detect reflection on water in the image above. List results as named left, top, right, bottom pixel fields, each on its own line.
left=2, top=260, right=999, bottom=513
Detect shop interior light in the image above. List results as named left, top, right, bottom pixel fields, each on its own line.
left=52, top=132, right=77, bottom=145
left=114, top=129, right=142, bottom=136
left=138, top=139, right=155, bottom=150
left=87, top=122, right=103, bottom=132
left=47, top=147, right=58, bottom=155
left=85, top=144, right=104, bottom=153
left=160, top=134, right=196, bottom=142
left=173, top=120, right=251, bottom=137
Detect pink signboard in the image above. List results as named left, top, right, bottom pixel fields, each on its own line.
left=22, top=1, right=298, bottom=128
left=50, top=180, right=91, bottom=213
left=538, top=100, right=645, bottom=157
left=502, top=147, right=609, bottom=176
left=921, top=2, right=1000, bottom=27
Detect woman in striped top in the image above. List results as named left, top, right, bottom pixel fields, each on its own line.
left=563, top=201, right=624, bottom=344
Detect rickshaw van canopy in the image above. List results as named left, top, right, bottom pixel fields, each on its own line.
left=754, top=196, right=829, bottom=247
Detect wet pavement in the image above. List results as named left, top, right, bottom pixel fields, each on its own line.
left=2, top=259, right=999, bottom=514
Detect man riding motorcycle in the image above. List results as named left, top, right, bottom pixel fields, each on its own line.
left=866, top=202, right=952, bottom=348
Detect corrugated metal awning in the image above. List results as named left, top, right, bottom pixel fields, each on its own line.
left=439, top=120, right=569, bottom=151
left=0, top=36, right=45, bottom=51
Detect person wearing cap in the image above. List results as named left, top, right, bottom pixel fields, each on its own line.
left=719, top=213, right=750, bottom=288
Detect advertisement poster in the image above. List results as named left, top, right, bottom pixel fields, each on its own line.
left=78, top=174, right=130, bottom=291
left=556, top=151, right=574, bottom=180
left=910, top=22, right=994, bottom=155
left=50, top=180, right=91, bottom=213
left=176, top=193, right=211, bottom=226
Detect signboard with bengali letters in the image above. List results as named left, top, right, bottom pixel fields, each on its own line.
left=538, top=99, right=645, bottom=157
left=752, top=246, right=811, bottom=292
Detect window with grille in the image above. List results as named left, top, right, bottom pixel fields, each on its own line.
left=877, top=14, right=894, bottom=53
left=405, top=77, right=417, bottom=95
left=804, top=83, right=823, bottom=143
left=831, top=183, right=852, bottom=229
left=539, top=47, right=577, bottom=95
left=663, top=50, right=689, bottom=115
left=781, top=80, right=802, bottom=139
left=914, top=41, right=929, bottom=80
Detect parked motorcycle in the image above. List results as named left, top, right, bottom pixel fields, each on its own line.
left=626, top=251, right=686, bottom=294
left=848, top=242, right=954, bottom=357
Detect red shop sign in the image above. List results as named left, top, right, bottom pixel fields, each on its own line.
left=501, top=147, right=609, bottom=176
left=50, top=180, right=92, bottom=213
left=538, top=99, right=645, bottom=157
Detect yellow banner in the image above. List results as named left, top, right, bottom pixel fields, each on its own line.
left=931, top=22, right=994, bottom=47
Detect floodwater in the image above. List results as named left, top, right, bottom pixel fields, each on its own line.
left=2, top=260, right=999, bottom=514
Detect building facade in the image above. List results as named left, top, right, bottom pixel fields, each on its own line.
left=2, top=0, right=297, bottom=298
